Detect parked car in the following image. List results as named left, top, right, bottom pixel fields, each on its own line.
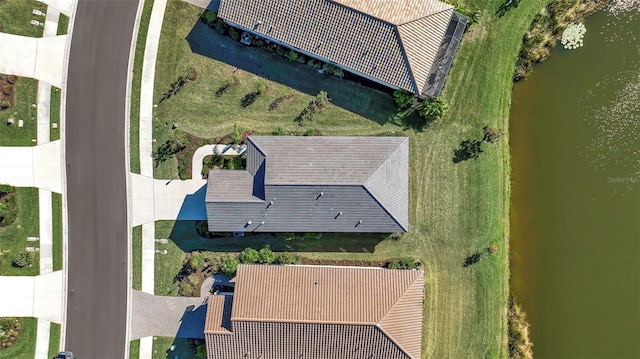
left=54, top=352, right=74, bottom=359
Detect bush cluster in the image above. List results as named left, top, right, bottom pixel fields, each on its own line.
left=12, top=251, right=33, bottom=268
left=387, top=257, right=420, bottom=270
left=220, top=246, right=300, bottom=277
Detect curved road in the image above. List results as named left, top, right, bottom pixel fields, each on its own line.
left=65, top=0, right=138, bottom=357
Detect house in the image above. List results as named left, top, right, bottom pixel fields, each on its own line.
left=204, top=264, right=425, bottom=359
left=205, top=136, right=409, bottom=233
left=217, top=0, right=468, bottom=98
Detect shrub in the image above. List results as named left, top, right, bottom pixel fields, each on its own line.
left=2, top=84, right=13, bottom=96
left=219, top=256, right=239, bottom=277
left=286, top=50, right=299, bottom=62
left=483, top=126, right=504, bottom=143
left=508, top=299, right=534, bottom=359
left=5, top=75, right=18, bottom=84
left=393, top=89, right=417, bottom=109
left=229, top=27, right=240, bottom=41
left=0, top=202, right=8, bottom=218
left=282, top=233, right=295, bottom=241
left=255, top=81, right=267, bottom=95
left=271, top=127, right=288, bottom=135
left=0, top=100, right=10, bottom=109
left=258, top=246, right=277, bottom=264
left=187, top=252, right=205, bottom=272
left=12, top=251, right=33, bottom=267
left=418, top=97, right=447, bottom=122
left=332, top=67, right=344, bottom=78
left=387, top=257, right=419, bottom=270
left=275, top=45, right=287, bottom=56
left=0, top=318, right=16, bottom=331
left=296, top=55, right=306, bottom=64
left=196, top=344, right=207, bottom=358
left=276, top=252, right=297, bottom=264
left=238, top=248, right=259, bottom=264
left=201, top=10, right=216, bottom=25
left=322, top=63, right=336, bottom=73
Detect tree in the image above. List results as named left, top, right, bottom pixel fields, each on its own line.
left=483, top=125, right=503, bottom=143
left=238, top=248, right=259, bottom=264
left=393, top=89, right=417, bottom=109
left=276, top=252, right=297, bottom=264
left=418, top=97, right=447, bottom=122
left=219, top=256, right=239, bottom=277
left=187, top=252, right=205, bottom=272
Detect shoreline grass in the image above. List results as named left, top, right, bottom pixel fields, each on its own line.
left=150, top=0, right=554, bottom=356
left=0, top=0, right=47, bottom=38
left=132, top=226, right=142, bottom=291
left=0, top=187, right=40, bottom=276
left=0, top=317, right=36, bottom=359
left=0, top=77, right=38, bottom=146
left=50, top=87, right=61, bottom=141
left=129, top=0, right=156, bottom=174
left=52, top=192, right=62, bottom=271
left=47, top=323, right=61, bottom=358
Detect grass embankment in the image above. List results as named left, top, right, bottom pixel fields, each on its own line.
left=56, top=14, right=69, bottom=36
left=47, top=323, right=61, bottom=358
left=151, top=0, right=548, bottom=356
left=0, top=188, right=40, bottom=276
left=0, top=317, right=36, bottom=359
left=50, top=87, right=61, bottom=141
left=130, top=0, right=156, bottom=174
left=0, top=0, right=47, bottom=37
left=132, top=225, right=142, bottom=290
left=129, top=339, right=140, bottom=359
left=0, top=77, right=38, bottom=146
left=52, top=192, right=62, bottom=271
left=514, top=0, right=604, bottom=80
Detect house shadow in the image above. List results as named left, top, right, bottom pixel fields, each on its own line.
left=176, top=184, right=208, bottom=221
left=175, top=303, right=208, bottom=339
left=185, top=20, right=398, bottom=125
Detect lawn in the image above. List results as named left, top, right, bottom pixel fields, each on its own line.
left=52, top=192, right=62, bottom=271
left=151, top=336, right=200, bottom=359
left=0, top=187, right=40, bottom=276
left=130, top=0, right=156, bottom=174
left=129, top=339, right=140, bottom=359
left=0, top=0, right=47, bottom=37
left=47, top=322, right=61, bottom=358
left=0, top=317, right=36, bottom=359
left=132, top=225, right=142, bottom=290
left=56, top=13, right=69, bottom=36
left=0, top=77, right=38, bottom=146
left=150, top=0, right=550, bottom=357
left=50, top=87, right=61, bottom=141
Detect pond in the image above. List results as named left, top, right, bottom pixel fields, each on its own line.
left=509, top=7, right=639, bottom=359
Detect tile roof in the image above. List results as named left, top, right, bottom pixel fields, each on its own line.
left=205, top=136, right=409, bottom=232
left=205, top=265, right=424, bottom=359
left=218, top=0, right=454, bottom=94
left=204, top=294, right=233, bottom=334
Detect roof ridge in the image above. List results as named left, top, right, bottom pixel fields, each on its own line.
left=396, top=6, right=455, bottom=26
left=376, top=271, right=424, bottom=358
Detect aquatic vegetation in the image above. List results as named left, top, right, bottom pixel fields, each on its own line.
left=608, top=0, right=640, bottom=14
left=561, top=23, right=586, bottom=49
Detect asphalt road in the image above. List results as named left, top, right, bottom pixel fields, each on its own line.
left=65, top=0, right=138, bottom=357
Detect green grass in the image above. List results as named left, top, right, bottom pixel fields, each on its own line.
left=132, top=226, right=142, bottom=290
left=129, top=339, right=140, bottom=359
left=47, top=323, right=61, bottom=358
left=52, top=192, right=62, bottom=271
left=130, top=0, right=155, bottom=174
left=0, top=77, right=38, bottom=146
left=151, top=337, right=200, bottom=359
left=50, top=87, right=61, bottom=141
left=0, top=317, right=36, bottom=359
left=0, top=0, right=47, bottom=37
left=56, top=13, right=69, bottom=36
left=152, top=0, right=552, bottom=356
left=0, top=188, right=40, bottom=276
left=154, top=221, right=183, bottom=296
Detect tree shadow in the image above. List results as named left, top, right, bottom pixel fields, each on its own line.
left=185, top=19, right=398, bottom=125
left=463, top=251, right=483, bottom=267
left=453, top=139, right=483, bottom=163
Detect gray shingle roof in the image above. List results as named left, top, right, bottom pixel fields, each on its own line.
left=205, top=265, right=425, bottom=359
left=217, top=0, right=454, bottom=95
left=205, top=136, right=409, bottom=232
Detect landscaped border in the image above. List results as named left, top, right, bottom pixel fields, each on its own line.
left=0, top=317, right=36, bottom=359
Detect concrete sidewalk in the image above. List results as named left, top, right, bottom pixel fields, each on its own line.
left=38, top=0, right=74, bottom=16
left=0, top=271, right=64, bottom=322
left=0, top=141, right=63, bottom=193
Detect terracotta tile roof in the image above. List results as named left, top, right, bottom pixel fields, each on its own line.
left=204, top=294, right=233, bottom=334
left=205, top=265, right=424, bottom=358
left=218, top=0, right=454, bottom=95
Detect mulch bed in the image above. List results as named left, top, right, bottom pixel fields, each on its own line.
left=0, top=74, right=17, bottom=111
left=0, top=318, right=23, bottom=350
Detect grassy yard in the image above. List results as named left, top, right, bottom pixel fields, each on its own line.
left=151, top=337, right=200, bottom=359
left=56, top=13, right=69, bottom=36
left=0, top=317, right=36, bottom=359
left=150, top=0, right=550, bottom=357
left=47, top=322, right=61, bottom=358
left=0, top=188, right=40, bottom=276
left=50, top=87, right=61, bottom=141
left=129, top=339, right=140, bottom=359
left=0, top=77, right=38, bottom=146
left=52, top=192, right=62, bottom=271
left=132, top=226, right=142, bottom=290
left=130, top=0, right=156, bottom=174
left=0, top=0, right=47, bottom=37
